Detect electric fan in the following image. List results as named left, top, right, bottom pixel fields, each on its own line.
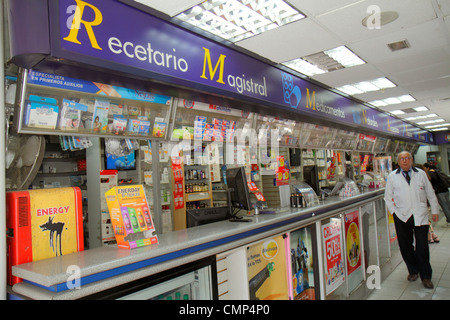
left=6, top=134, right=45, bottom=191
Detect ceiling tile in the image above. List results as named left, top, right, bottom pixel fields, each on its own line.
left=310, top=63, right=383, bottom=88
left=288, top=0, right=364, bottom=17
left=235, top=18, right=341, bottom=63
left=134, top=0, right=203, bottom=17
left=348, top=19, right=448, bottom=66
left=313, top=0, right=437, bottom=43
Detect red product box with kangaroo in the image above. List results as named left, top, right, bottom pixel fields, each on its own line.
left=6, top=187, right=84, bottom=286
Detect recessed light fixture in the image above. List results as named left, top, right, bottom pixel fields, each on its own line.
left=405, top=113, right=438, bottom=121
left=417, top=119, right=445, bottom=125
left=336, top=77, right=396, bottom=95
left=429, top=127, right=448, bottom=131
left=387, top=39, right=410, bottom=52
left=174, top=0, right=305, bottom=43
left=283, top=58, right=326, bottom=76
left=424, top=123, right=450, bottom=128
left=369, top=94, right=415, bottom=107
left=390, top=110, right=405, bottom=115
left=283, top=46, right=365, bottom=76
left=413, top=106, right=429, bottom=112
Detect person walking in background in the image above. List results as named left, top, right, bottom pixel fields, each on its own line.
left=385, top=151, right=440, bottom=289
left=415, top=163, right=440, bottom=243
left=423, top=163, right=450, bottom=229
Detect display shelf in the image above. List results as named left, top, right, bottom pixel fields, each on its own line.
left=36, top=170, right=86, bottom=178
left=255, top=114, right=300, bottom=147
left=184, top=164, right=212, bottom=206
left=171, top=99, right=254, bottom=144
left=15, top=70, right=174, bottom=140
left=30, top=136, right=87, bottom=190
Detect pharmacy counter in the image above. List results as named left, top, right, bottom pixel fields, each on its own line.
left=11, top=189, right=385, bottom=300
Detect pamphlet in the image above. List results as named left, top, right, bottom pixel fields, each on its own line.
left=59, top=99, right=88, bottom=130
left=92, top=98, right=110, bottom=132
left=153, top=117, right=167, bottom=137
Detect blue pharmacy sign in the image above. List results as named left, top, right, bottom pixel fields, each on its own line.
left=8, top=0, right=433, bottom=143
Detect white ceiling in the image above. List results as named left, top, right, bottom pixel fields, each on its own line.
left=134, top=0, right=450, bottom=131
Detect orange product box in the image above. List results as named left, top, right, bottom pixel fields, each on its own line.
left=6, top=187, right=84, bottom=285
left=105, top=185, right=158, bottom=249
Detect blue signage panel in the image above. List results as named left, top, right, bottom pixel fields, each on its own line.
left=14, top=0, right=433, bottom=142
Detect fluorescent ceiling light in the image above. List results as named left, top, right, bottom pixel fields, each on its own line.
left=398, top=95, right=415, bottom=102
left=369, top=94, right=415, bottom=107
left=430, top=127, right=448, bottom=131
left=175, top=0, right=305, bottom=43
left=283, top=59, right=326, bottom=76
left=323, top=46, right=366, bottom=68
left=404, top=113, right=438, bottom=121
left=336, top=77, right=396, bottom=95
left=416, top=119, right=445, bottom=125
left=283, top=45, right=365, bottom=76
left=390, top=110, right=405, bottom=115
left=413, top=106, right=429, bottom=112
left=424, top=123, right=450, bottom=128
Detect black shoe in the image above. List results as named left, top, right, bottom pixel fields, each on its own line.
left=422, top=279, right=434, bottom=289
left=407, top=274, right=418, bottom=281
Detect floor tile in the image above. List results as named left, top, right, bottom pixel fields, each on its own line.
left=365, top=217, right=450, bottom=300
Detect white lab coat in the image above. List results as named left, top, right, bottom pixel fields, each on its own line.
left=384, top=167, right=440, bottom=226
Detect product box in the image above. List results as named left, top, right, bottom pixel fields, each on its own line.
left=25, top=95, right=59, bottom=129
left=152, top=117, right=167, bottom=137
left=105, top=185, right=158, bottom=249
left=59, top=99, right=88, bottom=130
left=6, top=187, right=84, bottom=285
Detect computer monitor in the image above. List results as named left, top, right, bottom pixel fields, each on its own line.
left=186, top=206, right=230, bottom=228
left=225, top=167, right=253, bottom=222
left=303, top=165, right=320, bottom=196
left=289, top=148, right=301, bottom=167
left=226, top=167, right=252, bottom=211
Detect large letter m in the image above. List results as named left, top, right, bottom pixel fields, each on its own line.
left=200, top=47, right=226, bottom=84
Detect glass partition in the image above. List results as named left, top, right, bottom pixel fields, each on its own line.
left=375, top=198, right=390, bottom=267
left=16, top=70, right=173, bottom=140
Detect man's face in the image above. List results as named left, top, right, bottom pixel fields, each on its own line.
left=398, top=153, right=412, bottom=171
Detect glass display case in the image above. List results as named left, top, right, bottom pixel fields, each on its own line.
left=82, top=256, right=217, bottom=300
left=372, top=136, right=388, bottom=154
left=255, top=114, right=299, bottom=147
left=298, top=123, right=336, bottom=149
left=355, top=134, right=376, bottom=152
left=328, top=129, right=358, bottom=151
left=15, top=70, right=173, bottom=140
left=171, top=99, right=254, bottom=146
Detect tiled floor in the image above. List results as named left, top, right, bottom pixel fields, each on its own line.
left=367, top=217, right=450, bottom=300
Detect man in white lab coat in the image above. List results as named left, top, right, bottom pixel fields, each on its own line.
left=385, top=151, right=440, bottom=289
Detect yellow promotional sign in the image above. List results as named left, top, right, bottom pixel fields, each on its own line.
left=29, top=188, right=80, bottom=261
left=247, top=235, right=288, bottom=300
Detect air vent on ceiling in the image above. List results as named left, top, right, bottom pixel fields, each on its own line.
left=387, top=39, right=410, bottom=51
left=401, top=108, right=417, bottom=114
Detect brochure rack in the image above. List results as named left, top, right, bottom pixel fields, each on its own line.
left=14, top=70, right=174, bottom=140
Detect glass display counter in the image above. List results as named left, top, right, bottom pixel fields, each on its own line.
left=15, top=70, right=173, bottom=140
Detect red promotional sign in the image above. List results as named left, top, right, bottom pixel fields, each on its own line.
left=344, top=210, right=361, bottom=275
left=322, top=218, right=345, bottom=295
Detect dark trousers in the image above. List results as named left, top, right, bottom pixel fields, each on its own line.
left=393, top=214, right=432, bottom=280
